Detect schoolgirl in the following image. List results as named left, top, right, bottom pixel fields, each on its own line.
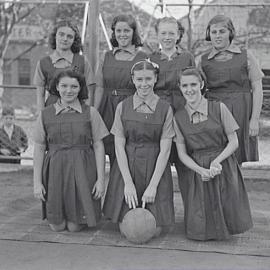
left=103, top=59, right=175, bottom=234
left=150, top=17, right=195, bottom=112
left=33, top=70, right=109, bottom=232
left=173, top=67, right=253, bottom=240
left=149, top=17, right=196, bottom=190
left=94, top=14, right=148, bottom=165
left=199, top=15, right=264, bottom=164
left=34, top=20, right=95, bottom=110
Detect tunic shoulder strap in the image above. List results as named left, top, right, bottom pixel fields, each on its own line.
left=72, top=54, right=85, bottom=74
left=201, top=51, right=211, bottom=67
left=41, top=105, right=56, bottom=124
left=103, top=50, right=114, bottom=64
left=40, top=56, right=54, bottom=86
left=82, top=103, right=93, bottom=140
left=208, top=100, right=222, bottom=122
left=155, top=98, right=171, bottom=124
left=121, top=96, right=133, bottom=116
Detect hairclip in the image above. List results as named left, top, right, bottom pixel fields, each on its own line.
left=145, top=58, right=159, bottom=69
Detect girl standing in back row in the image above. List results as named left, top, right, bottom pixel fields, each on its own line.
left=199, top=15, right=264, bottom=164
left=34, top=20, right=95, bottom=111
left=94, top=14, right=147, bottom=166
left=150, top=17, right=196, bottom=203
left=150, top=17, right=195, bottom=112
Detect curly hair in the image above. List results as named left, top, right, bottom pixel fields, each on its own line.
left=49, top=20, right=83, bottom=53
left=155, top=17, right=185, bottom=45
left=110, top=14, right=142, bottom=48
left=50, top=69, right=87, bottom=101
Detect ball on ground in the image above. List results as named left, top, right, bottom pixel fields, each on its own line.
left=119, top=208, right=157, bottom=244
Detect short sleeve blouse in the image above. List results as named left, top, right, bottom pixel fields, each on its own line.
left=33, top=102, right=109, bottom=145
left=33, top=53, right=95, bottom=87
left=173, top=101, right=239, bottom=144
left=111, top=94, right=175, bottom=140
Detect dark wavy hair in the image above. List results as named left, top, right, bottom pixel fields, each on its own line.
left=49, top=20, right=83, bottom=53
left=110, top=14, right=142, bottom=48
left=155, top=17, right=185, bottom=45
left=205, top=15, right=235, bottom=43
left=2, top=106, right=15, bottom=116
left=50, top=69, right=87, bottom=101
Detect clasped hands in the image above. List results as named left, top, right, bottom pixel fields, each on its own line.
left=200, top=160, right=222, bottom=182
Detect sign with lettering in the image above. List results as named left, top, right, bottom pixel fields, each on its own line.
left=10, top=25, right=45, bottom=41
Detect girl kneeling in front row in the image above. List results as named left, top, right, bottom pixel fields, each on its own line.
left=173, top=67, right=253, bottom=240
left=103, top=59, right=175, bottom=234
left=33, top=70, right=109, bottom=232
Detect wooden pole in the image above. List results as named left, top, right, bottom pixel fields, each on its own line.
left=86, top=0, right=100, bottom=73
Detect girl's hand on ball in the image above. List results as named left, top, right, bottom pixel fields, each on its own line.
left=124, top=182, right=138, bottom=209
left=142, top=184, right=157, bottom=205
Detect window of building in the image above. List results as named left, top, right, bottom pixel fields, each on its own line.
left=3, top=59, right=12, bottom=85
left=18, top=58, right=31, bottom=85
left=262, top=69, right=270, bottom=90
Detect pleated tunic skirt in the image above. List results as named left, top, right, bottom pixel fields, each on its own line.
left=174, top=101, right=253, bottom=240
left=41, top=104, right=101, bottom=226
left=201, top=50, right=258, bottom=163
left=103, top=97, right=175, bottom=226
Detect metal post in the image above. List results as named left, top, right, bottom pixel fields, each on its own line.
left=1, top=0, right=89, bottom=3
left=81, top=1, right=89, bottom=45
left=99, top=13, right=112, bottom=50
left=86, top=0, right=99, bottom=73
left=162, top=1, right=166, bottom=17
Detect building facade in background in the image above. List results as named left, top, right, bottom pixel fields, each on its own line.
left=2, top=0, right=269, bottom=112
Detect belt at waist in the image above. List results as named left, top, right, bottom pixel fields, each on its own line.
left=191, top=146, right=225, bottom=155
left=48, top=144, right=92, bottom=151
left=105, top=88, right=135, bottom=96
left=155, top=89, right=181, bottom=96
left=126, top=141, right=160, bottom=148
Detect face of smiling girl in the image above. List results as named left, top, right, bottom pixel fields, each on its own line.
left=132, top=69, right=157, bottom=99
left=157, top=22, right=179, bottom=51
left=209, top=23, right=231, bottom=51
left=180, top=75, right=203, bottom=106
left=114, top=21, right=134, bottom=49
left=56, top=76, right=80, bottom=104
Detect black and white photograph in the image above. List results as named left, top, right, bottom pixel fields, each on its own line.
left=0, top=0, right=269, bottom=269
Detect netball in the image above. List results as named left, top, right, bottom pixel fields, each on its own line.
left=119, top=208, right=157, bottom=244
